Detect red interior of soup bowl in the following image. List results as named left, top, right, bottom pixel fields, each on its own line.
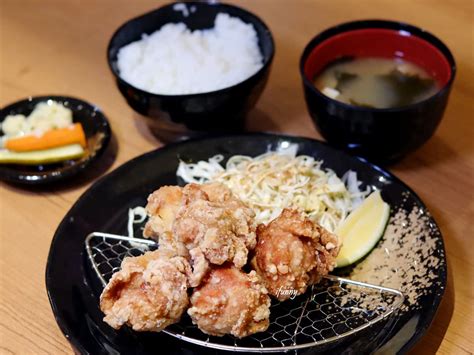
left=304, top=29, right=452, bottom=86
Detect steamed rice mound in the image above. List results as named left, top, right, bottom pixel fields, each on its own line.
left=117, top=13, right=263, bottom=95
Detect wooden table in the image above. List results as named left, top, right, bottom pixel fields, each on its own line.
left=1, top=0, right=473, bottom=353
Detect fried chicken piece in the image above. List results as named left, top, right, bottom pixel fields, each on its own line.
left=199, top=182, right=235, bottom=203
left=143, top=183, right=234, bottom=240
left=174, top=184, right=256, bottom=267
left=143, top=183, right=256, bottom=284
left=187, top=247, right=211, bottom=288
left=188, top=266, right=270, bottom=338
left=100, top=250, right=190, bottom=332
left=142, top=185, right=202, bottom=261
left=252, top=208, right=340, bottom=301
left=143, top=185, right=183, bottom=241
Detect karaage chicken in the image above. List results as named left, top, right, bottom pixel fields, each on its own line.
left=100, top=249, right=190, bottom=332
left=143, top=183, right=256, bottom=280
left=188, top=266, right=270, bottom=338
left=252, top=208, right=340, bottom=301
left=100, top=185, right=342, bottom=337
left=143, top=185, right=183, bottom=241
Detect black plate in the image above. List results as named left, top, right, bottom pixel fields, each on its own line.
left=46, top=134, right=446, bottom=354
left=0, top=96, right=111, bottom=184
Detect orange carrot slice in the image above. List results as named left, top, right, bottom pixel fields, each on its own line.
left=4, top=123, right=87, bottom=152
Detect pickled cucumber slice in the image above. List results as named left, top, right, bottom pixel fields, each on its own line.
left=0, top=144, right=84, bottom=165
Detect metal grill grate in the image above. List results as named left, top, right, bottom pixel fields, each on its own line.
left=85, top=232, right=404, bottom=352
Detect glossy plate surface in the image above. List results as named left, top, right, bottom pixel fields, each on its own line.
left=46, top=134, right=446, bottom=354
left=0, top=96, right=111, bottom=184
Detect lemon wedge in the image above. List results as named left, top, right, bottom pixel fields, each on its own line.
left=335, top=190, right=390, bottom=268
left=0, top=144, right=84, bottom=165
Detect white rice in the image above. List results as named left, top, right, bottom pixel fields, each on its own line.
left=117, top=13, right=264, bottom=95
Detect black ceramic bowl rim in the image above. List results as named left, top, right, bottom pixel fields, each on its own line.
left=0, top=95, right=111, bottom=185
left=299, top=19, right=456, bottom=113
left=107, top=1, right=275, bottom=99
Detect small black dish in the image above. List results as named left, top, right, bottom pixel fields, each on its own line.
left=107, top=1, right=275, bottom=142
left=0, top=96, right=111, bottom=185
left=300, top=20, right=456, bottom=163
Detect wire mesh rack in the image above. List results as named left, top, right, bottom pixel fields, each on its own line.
left=85, top=232, right=404, bottom=352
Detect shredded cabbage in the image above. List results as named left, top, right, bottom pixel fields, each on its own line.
left=177, top=144, right=370, bottom=232
left=127, top=206, right=148, bottom=249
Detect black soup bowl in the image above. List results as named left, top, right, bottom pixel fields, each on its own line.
left=300, top=20, right=456, bottom=163
left=108, top=2, right=274, bottom=142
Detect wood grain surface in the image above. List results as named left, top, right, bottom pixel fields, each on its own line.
left=1, top=0, right=473, bottom=354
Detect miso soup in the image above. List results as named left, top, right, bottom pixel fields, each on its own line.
left=314, top=57, right=439, bottom=109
